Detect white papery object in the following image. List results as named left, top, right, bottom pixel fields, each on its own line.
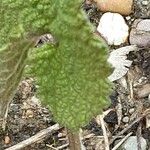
left=108, top=45, right=137, bottom=81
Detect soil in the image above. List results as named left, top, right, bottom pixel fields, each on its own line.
left=0, top=0, right=150, bottom=149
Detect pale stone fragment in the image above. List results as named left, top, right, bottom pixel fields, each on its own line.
left=97, top=12, right=129, bottom=46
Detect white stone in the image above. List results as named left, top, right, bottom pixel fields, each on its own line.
left=137, top=19, right=150, bottom=32
left=97, top=12, right=129, bottom=45
left=129, top=108, right=135, bottom=114
left=121, top=136, right=147, bottom=150
left=122, top=116, right=129, bottom=123
left=142, top=1, right=148, bottom=6
left=130, top=19, right=150, bottom=47
left=126, top=16, right=131, bottom=20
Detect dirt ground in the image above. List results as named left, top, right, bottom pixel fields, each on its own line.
left=0, top=0, right=150, bottom=149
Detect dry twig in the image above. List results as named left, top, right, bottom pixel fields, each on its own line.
left=137, top=122, right=142, bottom=150
left=5, top=124, right=60, bottom=150
left=46, top=143, right=69, bottom=150
left=110, top=115, right=144, bottom=144
left=112, top=132, right=133, bottom=150
left=99, top=115, right=110, bottom=150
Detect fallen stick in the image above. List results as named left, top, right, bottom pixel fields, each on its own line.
left=5, top=123, right=60, bottom=150
left=137, top=123, right=142, bottom=150
left=46, top=143, right=69, bottom=150
left=100, top=115, right=110, bottom=150
left=57, top=143, right=69, bottom=150
left=110, top=115, right=144, bottom=145
left=112, top=132, right=133, bottom=150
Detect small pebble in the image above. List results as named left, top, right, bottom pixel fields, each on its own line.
left=14, top=115, right=18, bottom=119
left=97, top=12, right=129, bottom=45
left=4, top=136, right=11, bottom=145
left=26, top=109, right=34, bottom=118
left=42, top=108, right=49, bottom=114
left=117, top=136, right=147, bottom=150
left=124, top=112, right=128, bottom=116
left=58, top=133, right=64, bottom=138
left=122, top=116, right=129, bottom=123
left=128, top=101, right=135, bottom=107
left=137, top=19, right=150, bottom=32
left=130, top=19, right=150, bottom=47
left=126, top=16, right=131, bottom=20
left=129, top=108, right=135, bottom=114
left=142, top=0, right=148, bottom=6
left=94, top=0, right=133, bottom=15
left=137, top=84, right=150, bottom=98
left=124, top=124, right=129, bottom=127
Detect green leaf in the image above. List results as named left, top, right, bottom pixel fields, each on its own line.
left=0, top=0, right=111, bottom=131
left=27, top=7, right=111, bottom=130
left=0, top=0, right=56, bottom=122
left=0, top=40, right=33, bottom=120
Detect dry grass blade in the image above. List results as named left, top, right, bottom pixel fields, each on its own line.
left=137, top=123, right=142, bottom=150
left=100, top=115, right=110, bottom=150
left=110, top=114, right=145, bottom=145
left=5, top=124, right=60, bottom=150
left=46, top=143, right=69, bottom=150
left=112, top=132, right=133, bottom=150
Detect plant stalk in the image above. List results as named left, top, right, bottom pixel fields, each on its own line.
left=67, top=129, right=82, bottom=150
